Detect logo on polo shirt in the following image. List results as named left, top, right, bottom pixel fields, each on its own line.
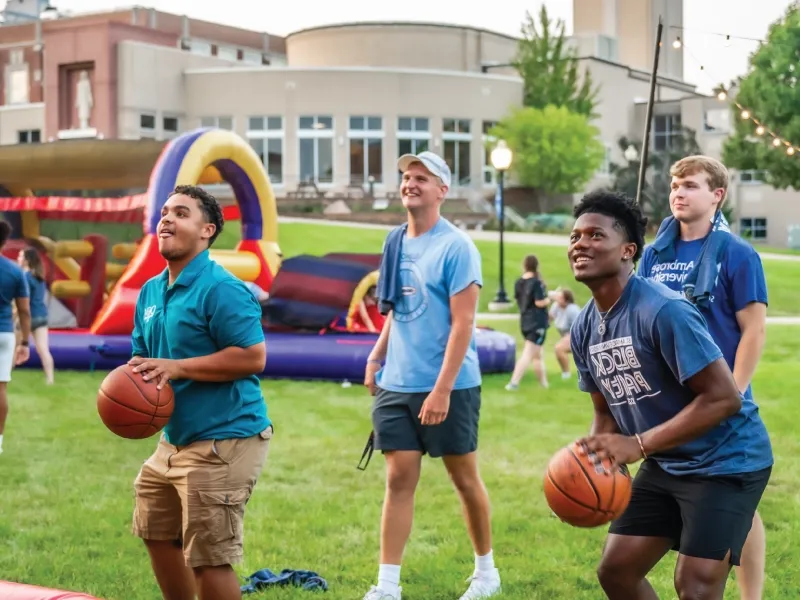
left=143, top=305, right=157, bottom=322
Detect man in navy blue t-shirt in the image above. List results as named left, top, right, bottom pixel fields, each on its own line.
left=567, top=190, right=772, bottom=599
left=638, top=155, right=770, bottom=599
left=0, top=219, right=30, bottom=455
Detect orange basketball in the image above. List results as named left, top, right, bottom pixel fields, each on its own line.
left=543, top=441, right=633, bottom=528
left=97, top=364, right=174, bottom=439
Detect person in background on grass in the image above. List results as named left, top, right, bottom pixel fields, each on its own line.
left=18, top=247, right=54, bottom=385
left=363, top=151, right=501, bottom=600
left=548, top=287, right=580, bottom=380
left=637, top=155, right=771, bottom=600
left=505, top=254, right=551, bottom=391
left=0, top=220, right=30, bottom=455
left=353, top=285, right=385, bottom=333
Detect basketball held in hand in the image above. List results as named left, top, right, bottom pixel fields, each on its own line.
left=543, top=441, right=633, bottom=528
left=97, top=364, right=174, bottom=439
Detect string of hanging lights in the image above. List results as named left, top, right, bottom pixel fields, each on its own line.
left=668, top=25, right=799, bottom=156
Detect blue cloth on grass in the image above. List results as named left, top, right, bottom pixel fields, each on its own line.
left=650, top=211, right=731, bottom=308
left=241, top=568, right=329, bottom=593
left=376, top=224, right=407, bottom=315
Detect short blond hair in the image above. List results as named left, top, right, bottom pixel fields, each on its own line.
left=670, top=155, right=729, bottom=206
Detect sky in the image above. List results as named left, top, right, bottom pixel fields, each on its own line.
left=47, top=0, right=794, bottom=94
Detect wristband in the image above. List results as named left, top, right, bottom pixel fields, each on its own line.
left=19, top=340, right=29, bottom=347
left=634, top=433, right=647, bottom=460
left=367, top=359, right=382, bottom=365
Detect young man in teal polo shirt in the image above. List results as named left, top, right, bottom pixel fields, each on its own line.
left=128, top=185, right=272, bottom=600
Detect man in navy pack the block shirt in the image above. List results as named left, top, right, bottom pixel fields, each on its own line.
left=567, top=190, right=772, bottom=600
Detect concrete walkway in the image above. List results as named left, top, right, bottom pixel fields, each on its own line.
left=278, top=216, right=800, bottom=262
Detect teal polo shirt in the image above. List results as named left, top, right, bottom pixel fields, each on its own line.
left=131, top=249, right=270, bottom=446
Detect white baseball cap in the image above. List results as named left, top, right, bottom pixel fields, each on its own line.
left=397, top=151, right=452, bottom=188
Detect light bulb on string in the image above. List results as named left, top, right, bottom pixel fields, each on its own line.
left=788, top=147, right=796, bottom=156
left=773, top=137, right=782, bottom=147
left=673, top=37, right=682, bottom=49
left=717, top=90, right=727, bottom=101
left=741, top=109, right=750, bottom=119
left=756, top=125, right=765, bottom=135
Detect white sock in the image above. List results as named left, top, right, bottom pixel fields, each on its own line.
left=0, top=433, right=4, bottom=452
left=377, top=564, right=401, bottom=595
left=475, top=550, right=496, bottom=575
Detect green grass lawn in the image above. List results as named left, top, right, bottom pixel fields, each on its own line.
left=0, top=321, right=797, bottom=599
left=218, top=220, right=800, bottom=316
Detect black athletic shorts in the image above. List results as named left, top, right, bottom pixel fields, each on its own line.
left=371, top=386, right=481, bottom=458
left=609, top=459, right=772, bottom=565
left=522, top=325, right=547, bottom=346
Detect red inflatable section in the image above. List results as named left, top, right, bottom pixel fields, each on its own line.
left=75, top=233, right=107, bottom=329
left=0, top=581, right=101, bottom=599
left=89, top=234, right=163, bottom=336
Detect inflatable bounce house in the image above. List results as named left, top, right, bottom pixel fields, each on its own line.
left=5, top=128, right=516, bottom=382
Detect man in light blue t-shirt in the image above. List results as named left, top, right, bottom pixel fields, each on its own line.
left=638, top=155, right=770, bottom=599
left=567, top=189, right=771, bottom=600
left=361, top=152, right=500, bottom=600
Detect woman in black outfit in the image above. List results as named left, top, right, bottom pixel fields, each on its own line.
left=506, top=254, right=551, bottom=391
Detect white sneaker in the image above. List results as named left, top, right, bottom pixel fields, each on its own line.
left=504, top=383, right=518, bottom=391
left=362, top=585, right=402, bottom=600
left=459, top=568, right=501, bottom=599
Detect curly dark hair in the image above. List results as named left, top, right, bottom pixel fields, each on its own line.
left=169, top=184, right=224, bottom=246
left=573, top=189, right=648, bottom=263
left=0, top=219, right=11, bottom=248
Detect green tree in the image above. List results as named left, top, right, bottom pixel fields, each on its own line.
left=513, top=5, right=600, bottom=118
left=491, top=105, right=605, bottom=201
left=722, top=4, right=800, bottom=189
left=608, top=127, right=731, bottom=226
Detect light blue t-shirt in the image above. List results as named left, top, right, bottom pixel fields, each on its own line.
left=0, top=257, right=28, bottom=333
left=571, top=276, right=773, bottom=476
left=132, top=250, right=270, bottom=447
left=376, top=218, right=483, bottom=393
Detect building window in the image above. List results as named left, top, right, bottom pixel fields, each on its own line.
left=242, top=50, right=262, bottom=65
left=597, top=143, right=612, bottom=175
left=18, top=129, right=40, bottom=144
left=247, top=116, right=283, bottom=185
left=739, top=169, right=767, bottom=184
left=163, top=116, right=180, bottom=139
left=298, top=115, right=334, bottom=185
left=348, top=116, right=383, bottom=185
left=652, top=114, right=681, bottom=151
left=704, top=108, right=730, bottom=133
left=140, top=113, right=156, bottom=139
left=216, top=46, right=237, bottom=61
left=482, top=120, right=498, bottom=185
left=190, top=40, right=212, bottom=56
left=397, top=117, right=430, bottom=157
left=443, top=118, right=472, bottom=185
left=201, top=116, right=233, bottom=130
left=740, top=217, right=767, bottom=241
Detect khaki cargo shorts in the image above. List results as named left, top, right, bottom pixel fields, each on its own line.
left=131, top=426, right=273, bottom=568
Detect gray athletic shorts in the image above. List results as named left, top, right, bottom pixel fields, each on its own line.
left=371, top=386, right=481, bottom=458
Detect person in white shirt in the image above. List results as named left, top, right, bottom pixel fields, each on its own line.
left=548, top=288, right=581, bottom=379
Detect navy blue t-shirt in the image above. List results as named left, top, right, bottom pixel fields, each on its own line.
left=571, top=276, right=773, bottom=476
left=25, top=272, right=48, bottom=319
left=638, top=235, right=768, bottom=400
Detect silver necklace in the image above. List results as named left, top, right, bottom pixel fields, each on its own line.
left=595, top=271, right=633, bottom=335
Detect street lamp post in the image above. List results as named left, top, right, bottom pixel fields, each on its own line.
left=488, top=140, right=513, bottom=311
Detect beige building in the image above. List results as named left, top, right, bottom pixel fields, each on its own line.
left=0, top=0, right=796, bottom=246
